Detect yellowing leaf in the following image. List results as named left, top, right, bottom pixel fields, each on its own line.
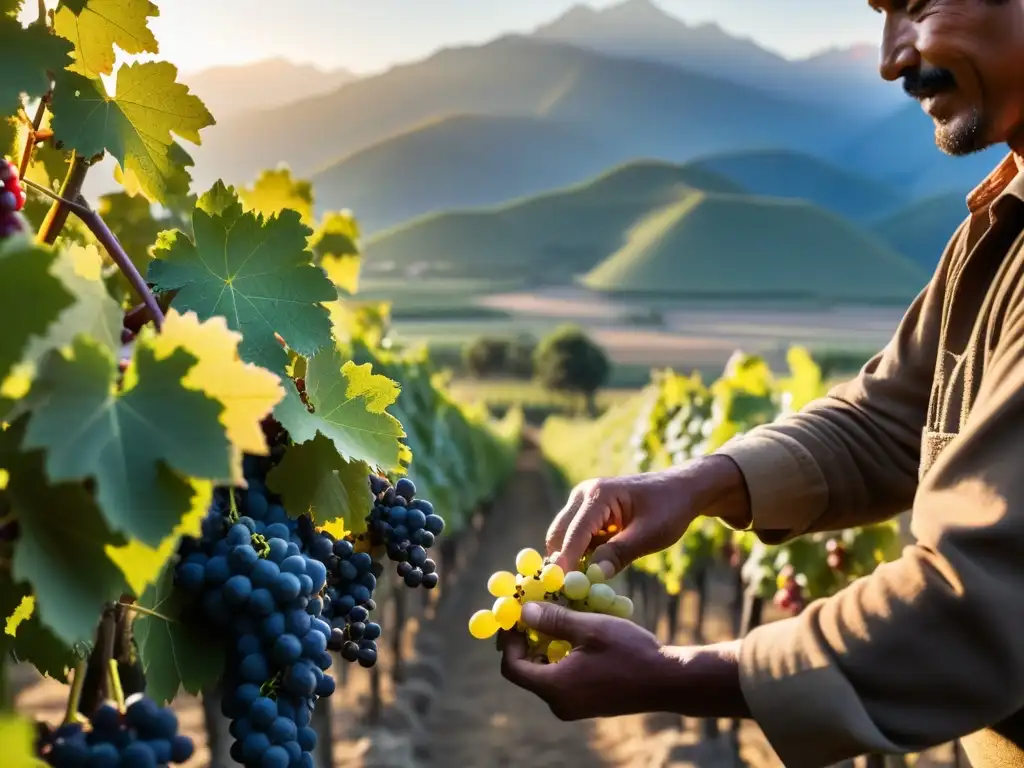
left=5, top=594, right=34, bottom=636
left=321, top=254, right=361, bottom=296
left=240, top=167, right=314, bottom=226
left=50, top=61, right=214, bottom=204
left=54, top=0, right=159, bottom=78
left=106, top=479, right=212, bottom=596
left=147, top=310, right=285, bottom=481
left=319, top=519, right=350, bottom=541
left=275, top=345, right=409, bottom=473
left=266, top=433, right=372, bottom=535
left=0, top=713, right=47, bottom=768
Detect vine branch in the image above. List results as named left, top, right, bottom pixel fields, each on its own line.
left=22, top=178, right=165, bottom=330
left=119, top=602, right=177, bottom=624
left=37, top=152, right=89, bottom=246
left=18, top=93, right=50, bottom=179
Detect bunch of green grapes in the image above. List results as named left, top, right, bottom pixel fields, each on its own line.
left=467, top=547, right=634, bottom=663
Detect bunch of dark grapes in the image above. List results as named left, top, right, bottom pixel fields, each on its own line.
left=301, top=521, right=383, bottom=669
left=364, top=475, right=444, bottom=589
left=37, top=695, right=194, bottom=768
left=0, top=158, right=28, bottom=238
left=174, top=461, right=335, bottom=768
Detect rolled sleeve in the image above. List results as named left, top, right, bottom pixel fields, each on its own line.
left=735, top=294, right=1024, bottom=767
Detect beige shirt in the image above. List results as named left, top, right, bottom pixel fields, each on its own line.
left=715, top=152, right=1024, bottom=768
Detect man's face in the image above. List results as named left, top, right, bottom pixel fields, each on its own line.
left=872, top=0, right=1024, bottom=156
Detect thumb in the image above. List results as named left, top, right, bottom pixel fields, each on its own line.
left=521, top=602, right=599, bottom=645
left=588, top=523, right=655, bottom=576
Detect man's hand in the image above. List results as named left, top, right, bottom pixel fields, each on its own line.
left=547, top=455, right=749, bottom=575
left=500, top=601, right=671, bottom=720
left=501, top=602, right=751, bottom=720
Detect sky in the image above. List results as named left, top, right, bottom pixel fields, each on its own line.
left=128, top=0, right=884, bottom=76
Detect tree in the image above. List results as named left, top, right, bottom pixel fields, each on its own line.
left=463, top=336, right=510, bottom=378
left=506, top=334, right=536, bottom=378
left=534, top=326, right=610, bottom=415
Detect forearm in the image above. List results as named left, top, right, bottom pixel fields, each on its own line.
left=651, top=640, right=751, bottom=719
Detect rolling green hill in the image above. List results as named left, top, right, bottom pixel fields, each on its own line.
left=687, top=149, right=906, bottom=222
left=581, top=192, right=928, bottom=302
left=311, top=114, right=616, bottom=234
left=362, top=160, right=742, bottom=281
left=870, top=192, right=967, bottom=270
left=190, top=35, right=841, bottom=192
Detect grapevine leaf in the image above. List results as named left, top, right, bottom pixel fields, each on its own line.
left=50, top=62, right=214, bottom=203
left=321, top=255, right=361, bottom=296
left=0, top=420, right=130, bottom=647
left=274, top=345, right=408, bottom=472
left=147, top=310, right=285, bottom=481
left=105, top=479, right=212, bottom=596
left=1, top=587, right=84, bottom=682
left=0, top=713, right=47, bottom=768
left=58, top=0, right=90, bottom=12
left=18, top=335, right=232, bottom=546
left=240, top=167, right=314, bottom=226
left=134, top=562, right=225, bottom=705
left=147, top=182, right=336, bottom=376
left=311, top=211, right=360, bottom=295
left=3, top=0, right=24, bottom=18
left=0, top=238, right=76, bottom=414
left=54, top=0, right=159, bottom=78
left=116, top=137, right=196, bottom=208
left=96, top=192, right=164, bottom=283
left=266, top=433, right=372, bottom=534
left=21, top=243, right=122, bottom=367
left=0, top=17, right=73, bottom=116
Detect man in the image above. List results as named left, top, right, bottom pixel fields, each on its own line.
left=499, top=2, right=1024, bottom=766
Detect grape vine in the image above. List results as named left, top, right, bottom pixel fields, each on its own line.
left=0, top=2, right=521, bottom=765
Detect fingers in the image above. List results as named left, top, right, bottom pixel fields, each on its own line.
left=500, top=627, right=557, bottom=693
left=520, top=602, right=599, bottom=647
left=546, top=484, right=585, bottom=558
left=558, top=490, right=613, bottom=571
left=588, top=523, right=650, bottom=577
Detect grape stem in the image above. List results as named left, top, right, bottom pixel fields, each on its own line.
left=63, top=660, right=87, bottom=726
left=37, top=152, right=89, bottom=246
left=22, top=178, right=165, bottom=330
left=106, top=658, right=126, bottom=711
left=119, top=602, right=177, bottom=624
left=18, top=93, right=50, bottom=178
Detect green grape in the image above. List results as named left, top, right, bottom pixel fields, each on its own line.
left=516, top=547, right=544, bottom=576
left=488, top=570, right=517, bottom=598
left=540, top=563, right=565, bottom=592
left=493, top=596, right=522, bottom=630
left=586, top=563, right=607, bottom=583
left=587, top=583, right=616, bottom=612
left=547, top=639, right=572, bottom=663
left=562, top=570, right=590, bottom=600
left=609, top=595, right=634, bottom=619
left=468, top=610, right=500, bottom=639
left=520, top=575, right=546, bottom=602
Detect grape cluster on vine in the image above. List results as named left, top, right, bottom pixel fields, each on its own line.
left=37, top=695, right=194, bottom=768
left=0, top=158, right=28, bottom=237
left=468, top=548, right=634, bottom=663
left=364, top=475, right=444, bottom=589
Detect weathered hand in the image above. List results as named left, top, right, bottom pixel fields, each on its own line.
left=500, top=602, right=750, bottom=721
left=499, top=601, right=672, bottom=720
left=546, top=455, right=747, bottom=575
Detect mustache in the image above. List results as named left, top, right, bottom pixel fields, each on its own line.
left=903, top=67, right=957, bottom=99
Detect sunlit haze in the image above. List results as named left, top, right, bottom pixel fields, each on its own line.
left=31, top=0, right=883, bottom=75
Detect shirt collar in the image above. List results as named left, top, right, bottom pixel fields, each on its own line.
left=967, top=152, right=1023, bottom=214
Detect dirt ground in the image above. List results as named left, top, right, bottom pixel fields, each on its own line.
left=12, top=445, right=961, bottom=768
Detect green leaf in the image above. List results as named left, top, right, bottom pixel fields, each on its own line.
left=3, top=0, right=25, bottom=18
left=54, top=0, right=158, bottom=78
left=1, top=581, right=86, bottom=682
left=18, top=335, right=232, bottom=546
left=240, top=167, right=314, bottom=226
left=0, top=237, right=76, bottom=392
left=95, top=192, right=164, bottom=288
left=266, top=433, right=372, bottom=534
left=274, top=345, right=408, bottom=472
left=21, top=243, right=122, bottom=367
left=58, top=0, right=90, bottom=12
left=134, top=562, right=224, bottom=705
left=147, top=181, right=336, bottom=377
left=0, top=420, right=129, bottom=647
left=50, top=61, right=214, bottom=203
left=0, top=17, right=73, bottom=116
